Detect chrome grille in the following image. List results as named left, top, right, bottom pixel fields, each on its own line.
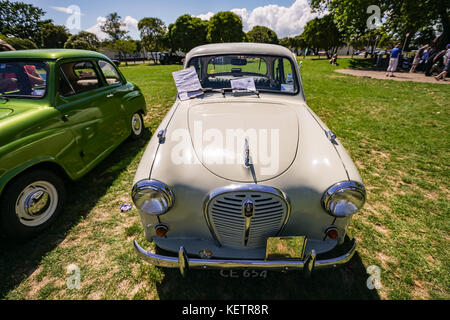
left=205, top=187, right=289, bottom=248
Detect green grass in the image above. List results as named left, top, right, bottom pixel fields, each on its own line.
left=0, top=60, right=448, bottom=300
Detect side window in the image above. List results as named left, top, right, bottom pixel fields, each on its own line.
left=274, top=58, right=296, bottom=92
left=58, top=61, right=101, bottom=97
left=98, top=60, right=122, bottom=85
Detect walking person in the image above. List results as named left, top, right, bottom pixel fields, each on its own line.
left=386, top=43, right=402, bottom=77
left=410, top=45, right=427, bottom=73
left=435, top=44, right=450, bottom=81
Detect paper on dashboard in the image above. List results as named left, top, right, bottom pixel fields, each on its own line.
left=230, top=77, right=256, bottom=93
left=172, top=67, right=203, bottom=100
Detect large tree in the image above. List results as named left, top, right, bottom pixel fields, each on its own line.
left=0, top=0, right=51, bottom=45
left=207, top=11, right=245, bottom=43
left=138, top=17, right=167, bottom=63
left=64, top=32, right=100, bottom=51
left=41, top=23, right=69, bottom=48
left=301, top=14, right=344, bottom=58
left=167, top=14, right=208, bottom=53
left=310, top=0, right=449, bottom=49
left=113, top=40, right=137, bottom=66
left=247, top=26, right=279, bottom=44
left=101, top=12, right=128, bottom=41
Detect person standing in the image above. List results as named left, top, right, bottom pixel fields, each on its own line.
left=435, top=44, right=450, bottom=81
left=410, top=45, right=427, bottom=73
left=386, top=43, right=402, bottom=77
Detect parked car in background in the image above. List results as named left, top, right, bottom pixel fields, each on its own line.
left=132, top=43, right=366, bottom=277
left=0, top=49, right=146, bottom=240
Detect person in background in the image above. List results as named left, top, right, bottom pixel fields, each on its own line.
left=386, top=43, right=402, bottom=77
left=424, top=45, right=439, bottom=76
left=435, top=44, right=450, bottom=81
left=410, top=45, right=427, bottom=73
left=329, top=53, right=338, bottom=66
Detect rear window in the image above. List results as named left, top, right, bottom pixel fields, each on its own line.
left=0, top=61, right=48, bottom=98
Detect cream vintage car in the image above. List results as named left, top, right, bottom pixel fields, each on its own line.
left=131, top=43, right=366, bottom=277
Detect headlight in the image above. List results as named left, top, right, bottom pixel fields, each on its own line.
left=322, top=181, right=366, bottom=217
left=132, top=179, right=174, bottom=215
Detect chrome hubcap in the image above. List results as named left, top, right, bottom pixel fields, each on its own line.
left=16, top=181, right=58, bottom=227
left=132, top=114, right=142, bottom=135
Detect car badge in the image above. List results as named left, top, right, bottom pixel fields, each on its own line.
left=242, top=199, right=255, bottom=218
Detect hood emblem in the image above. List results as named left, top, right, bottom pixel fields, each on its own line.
left=243, top=138, right=251, bottom=167
left=242, top=199, right=255, bottom=218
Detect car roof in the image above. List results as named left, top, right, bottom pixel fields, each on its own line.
left=0, top=49, right=110, bottom=61
left=185, top=43, right=296, bottom=61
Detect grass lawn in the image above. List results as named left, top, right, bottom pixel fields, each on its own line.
left=0, top=59, right=448, bottom=300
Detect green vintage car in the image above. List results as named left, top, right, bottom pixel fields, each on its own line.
left=0, top=49, right=147, bottom=240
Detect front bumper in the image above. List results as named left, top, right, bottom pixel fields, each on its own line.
left=133, top=236, right=357, bottom=277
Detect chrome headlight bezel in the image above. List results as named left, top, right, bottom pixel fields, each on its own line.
left=322, top=181, right=366, bottom=217
left=132, top=179, right=174, bottom=216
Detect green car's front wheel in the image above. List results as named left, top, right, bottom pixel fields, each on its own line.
left=0, top=169, right=66, bottom=241
left=130, top=112, right=144, bottom=140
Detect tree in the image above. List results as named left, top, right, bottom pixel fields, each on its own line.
left=207, top=11, right=245, bottom=43
left=301, top=14, right=344, bottom=58
left=3, top=37, right=38, bottom=50
left=247, top=26, right=279, bottom=44
left=64, top=32, right=100, bottom=51
left=101, top=12, right=128, bottom=41
left=41, top=23, right=69, bottom=48
left=310, top=0, right=449, bottom=50
left=138, top=17, right=167, bottom=64
left=0, top=0, right=51, bottom=44
left=167, top=14, right=208, bottom=52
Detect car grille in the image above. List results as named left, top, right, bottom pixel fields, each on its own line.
left=205, top=188, right=289, bottom=248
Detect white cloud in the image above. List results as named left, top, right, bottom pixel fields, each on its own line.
left=196, top=0, right=323, bottom=38
left=85, top=15, right=140, bottom=40
left=197, top=12, right=215, bottom=21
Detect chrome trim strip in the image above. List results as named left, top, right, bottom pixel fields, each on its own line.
left=203, top=184, right=291, bottom=247
left=133, top=237, right=356, bottom=273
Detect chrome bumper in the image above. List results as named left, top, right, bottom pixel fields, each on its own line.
left=133, top=237, right=357, bottom=277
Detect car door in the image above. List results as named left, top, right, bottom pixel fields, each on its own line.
left=96, top=59, right=129, bottom=140
left=54, top=59, right=123, bottom=170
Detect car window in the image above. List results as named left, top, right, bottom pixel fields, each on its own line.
left=58, top=61, right=100, bottom=97
left=98, top=60, right=122, bottom=85
left=0, top=61, right=48, bottom=98
left=187, top=54, right=298, bottom=94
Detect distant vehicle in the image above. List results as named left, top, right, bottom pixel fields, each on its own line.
left=0, top=49, right=147, bottom=240
left=159, top=52, right=185, bottom=65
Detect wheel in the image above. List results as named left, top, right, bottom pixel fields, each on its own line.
left=0, top=169, right=66, bottom=241
left=130, top=112, right=144, bottom=140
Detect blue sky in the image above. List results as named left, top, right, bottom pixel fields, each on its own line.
left=13, top=0, right=319, bottom=39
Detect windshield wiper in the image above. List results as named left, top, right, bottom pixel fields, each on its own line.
left=219, top=87, right=260, bottom=98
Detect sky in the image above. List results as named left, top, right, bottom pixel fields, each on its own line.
left=14, top=0, right=321, bottom=39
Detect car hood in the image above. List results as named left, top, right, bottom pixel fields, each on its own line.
left=0, top=108, right=13, bottom=120
left=188, top=100, right=299, bottom=182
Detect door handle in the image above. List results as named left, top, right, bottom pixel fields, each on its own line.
left=106, top=93, right=114, bottom=98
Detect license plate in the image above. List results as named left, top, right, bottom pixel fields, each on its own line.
left=265, top=236, right=307, bottom=261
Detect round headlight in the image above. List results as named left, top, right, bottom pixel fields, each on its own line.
left=132, top=180, right=174, bottom=215
left=322, top=181, right=366, bottom=217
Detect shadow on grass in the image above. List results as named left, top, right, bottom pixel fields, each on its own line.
left=0, top=128, right=151, bottom=299
left=155, top=252, right=380, bottom=300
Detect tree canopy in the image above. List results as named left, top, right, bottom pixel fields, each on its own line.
left=64, top=32, right=100, bottom=51
left=101, top=12, right=128, bottom=41
left=247, top=26, right=279, bottom=44
left=167, top=14, right=208, bottom=52
left=0, top=0, right=51, bottom=44
left=207, top=11, right=245, bottom=43
left=138, top=17, right=167, bottom=63
left=301, top=14, right=344, bottom=57
left=41, top=23, right=70, bottom=48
